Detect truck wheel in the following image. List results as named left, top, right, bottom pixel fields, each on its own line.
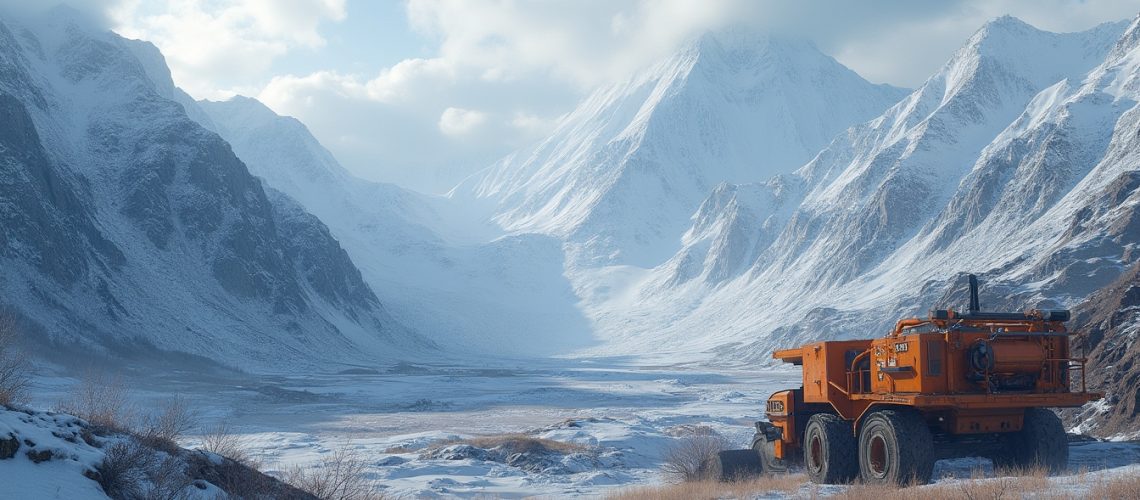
left=803, top=413, right=858, bottom=484
left=992, top=408, right=1068, bottom=474
left=752, top=434, right=788, bottom=473
left=858, top=409, right=934, bottom=485
left=713, top=449, right=763, bottom=482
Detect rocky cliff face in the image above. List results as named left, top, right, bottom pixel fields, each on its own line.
left=0, top=8, right=424, bottom=370
left=1064, top=262, right=1140, bottom=438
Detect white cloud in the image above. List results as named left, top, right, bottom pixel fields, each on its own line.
left=14, top=1, right=1137, bottom=193
left=243, top=1, right=1140, bottom=192
left=438, top=107, right=487, bottom=136
left=404, top=0, right=746, bottom=89
left=109, top=0, right=347, bottom=99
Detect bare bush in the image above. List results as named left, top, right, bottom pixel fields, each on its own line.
left=0, top=315, right=31, bottom=406
left=660, top=434, right=730, bottom=483
left=145, top=453, right=195, bottom=500
left=286, top=445, right=384, bottom=500
left=139, top=397, right=198, bottom=452
left=95, top=441, right=152, bottom=499
left=95, top=439, right=196, bottom=500
left=57, top=370, right=135, bottom=433
left=200, top=421, right=255, bottom=466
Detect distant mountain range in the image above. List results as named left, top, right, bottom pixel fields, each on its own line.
left=2, top=5, right=1138, bottom=436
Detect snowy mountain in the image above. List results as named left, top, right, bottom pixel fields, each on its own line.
left=462, top=30, right=908, bottom=267
left=196, top=97, right=597, bottom=357
left=0, top=8, right=424, bottom=370
left=586, top=15, right=1140, bottom=361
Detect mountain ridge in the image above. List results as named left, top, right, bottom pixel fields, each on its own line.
left=0, top=11, right=426, bottom=370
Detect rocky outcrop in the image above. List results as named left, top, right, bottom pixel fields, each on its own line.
left=1065, top=262, right=1140, bottom=438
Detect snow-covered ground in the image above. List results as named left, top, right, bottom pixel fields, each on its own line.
left=26, top=361, right=1140, bottom=498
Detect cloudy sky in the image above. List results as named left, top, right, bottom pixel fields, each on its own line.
left=7, top=1, right=1140, bottom=193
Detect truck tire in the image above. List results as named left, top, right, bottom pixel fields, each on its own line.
left=803, top=413, right=858, bottom=484
left=858, top=409, right=935, bottom=485
left=991, top=408, right=1068, bottom=474
left=713, top=449, right=764, bottom=482
left=752, top=434, right=789, bottom=473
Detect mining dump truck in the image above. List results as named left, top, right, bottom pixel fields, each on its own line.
left=716, top=275, right=1101, bottom=485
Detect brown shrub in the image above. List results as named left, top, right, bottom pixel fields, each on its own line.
left=57, top=370, right=135, bottom=433
left=139, top=397, right=198, bottom=453
left=199, top=421, right=255, bottom=466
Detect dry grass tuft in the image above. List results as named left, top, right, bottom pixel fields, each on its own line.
left=826, top=469, right=1053, bottom=500
left=430, top=433, right=588, bottom=456
left=608, top=474, right=807, bottom=500
left=608, top=464, right=1140, bottom=500
left=381, top=444, right=416, bottom=454
left=1088, top=472, right=1140, bottom=499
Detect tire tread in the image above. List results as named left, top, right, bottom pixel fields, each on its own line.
left=805, top=413, right=858, bottom=484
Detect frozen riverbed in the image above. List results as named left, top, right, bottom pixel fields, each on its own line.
left=27, top=360, right=1140, bottom=498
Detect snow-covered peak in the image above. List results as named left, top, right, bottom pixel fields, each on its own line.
left=469, top=26, right=907, bottom=266
left=940, top=15, right=1126, bottom=99
left=585, top=13, right=1140, bottom=364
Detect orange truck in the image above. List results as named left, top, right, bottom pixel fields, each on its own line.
left=717, top=274, right=1100, bottom=485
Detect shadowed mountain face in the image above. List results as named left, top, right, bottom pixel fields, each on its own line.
left=0, top=9, right=425, bottom=369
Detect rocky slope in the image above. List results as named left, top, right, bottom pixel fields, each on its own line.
left=0, top=8, right=424, bottom=370
left=1065, top=261, right=1140, bottom=438
left=0, top=405, right=313, bottom=499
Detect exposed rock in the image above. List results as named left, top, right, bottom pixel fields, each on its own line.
left=1064, top=261, right=1140, bottom=438
left=0, top=433, right=18, bottom=459
left=26, top=448, right=52, bottom=463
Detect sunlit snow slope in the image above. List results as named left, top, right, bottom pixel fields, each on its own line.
left=463, top=30, right=908, bottom=268
left=591, top=16, right=1140, bottom=362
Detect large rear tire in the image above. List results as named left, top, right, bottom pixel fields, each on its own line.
left=991, top=408, right=1068, bottom=474
left=857, top=409, right=935, bottom=485
left=713, top=449, right=763, bottom=482
left=803, top=413, right=858, bottom=484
